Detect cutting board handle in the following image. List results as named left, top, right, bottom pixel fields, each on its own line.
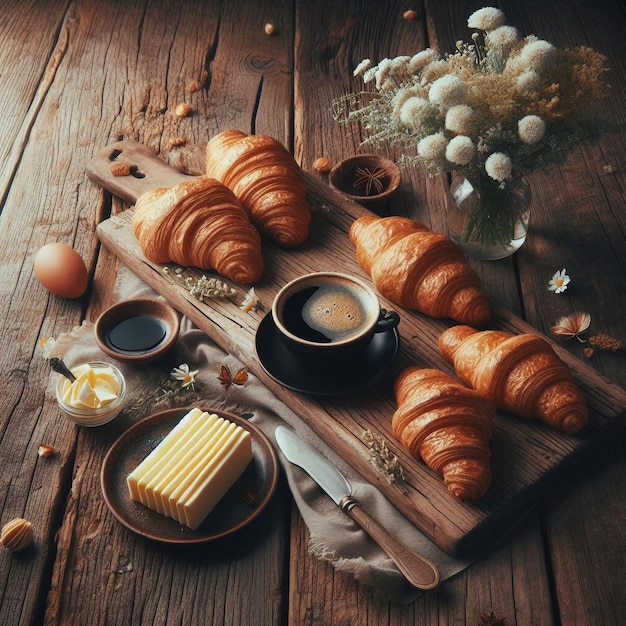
left=86, top=140, right=191, bottom=205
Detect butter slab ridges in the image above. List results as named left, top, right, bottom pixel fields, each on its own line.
left=127, top=409, right=253, bottom=529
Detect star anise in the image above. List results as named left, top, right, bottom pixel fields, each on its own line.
left=353, top=166, right=388, bottom=195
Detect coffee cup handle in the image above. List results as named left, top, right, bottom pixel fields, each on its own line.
left=374, top=309, right=400, bottom=333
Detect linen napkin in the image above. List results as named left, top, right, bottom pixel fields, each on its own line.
left=47, top=268, right=482, bottom=604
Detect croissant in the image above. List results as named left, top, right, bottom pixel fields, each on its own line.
left=132, top=176, right=264, bottom=284
left=205, top=130, right=310, bottom=247
left=392, top=367, right=494, bottom=500
left=349, top=216, right=491, bottom=325
left=438, top=325, right=589, bottom=434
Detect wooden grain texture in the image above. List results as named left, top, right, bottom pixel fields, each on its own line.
left=94, top=147, right=626, bottom=556
left=2, top=0, right=626, bottom=624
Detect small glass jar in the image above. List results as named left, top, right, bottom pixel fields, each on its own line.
left=56, top=361, right=127, bottom=427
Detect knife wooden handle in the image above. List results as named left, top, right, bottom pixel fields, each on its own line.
left=340, top=496, right=440, bottom=590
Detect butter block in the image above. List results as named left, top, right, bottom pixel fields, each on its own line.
left=127, top=409, right=253, bottom=529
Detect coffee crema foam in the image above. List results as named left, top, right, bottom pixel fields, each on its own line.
left=301, top=284, right=367, bottom=341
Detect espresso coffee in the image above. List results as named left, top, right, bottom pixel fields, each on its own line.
left=281, top=283, right=370, bottom=343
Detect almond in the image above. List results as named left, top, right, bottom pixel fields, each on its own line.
left=38, top=443, right=55, bottom=458
left=1, top=518, right=34, bottom=551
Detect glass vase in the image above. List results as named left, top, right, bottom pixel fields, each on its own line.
left=447, top=174, right=531, bottom=260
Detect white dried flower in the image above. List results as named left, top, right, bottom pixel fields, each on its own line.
left=485, top=25, right=519, bottom=49
left=374, top=58, right=393, bottom=90
left=399, top=96, right=432, bottom=129
left=485, top=152, right=512, bottom=181
left=446, top=135, right=476, bottom=165
left=445, top=104, right=475, bottom=135
left=515, top=69, right=541, bottom=93
left=170, top=363, right=199, bottom=389
left=418, top=132, right=448, bottom=163
left=548, top=269, right=570, bottom=293
left=353, top=59, right=372, bottom=77
left=467, top=7, right=507, bottom=31
left=521, top=39, right=556, bottom=67
left=420, top=59, right=448, bottom=83
left=362, top=67, right=377, bottom=83
left=518, top=115, right=546, bottom=144
left=428, top=74, right=465, bottom=107
left=407, top=48, right=439, bottom=74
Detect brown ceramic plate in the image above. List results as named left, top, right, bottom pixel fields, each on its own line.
left=101, top=407, right=279, bottom=544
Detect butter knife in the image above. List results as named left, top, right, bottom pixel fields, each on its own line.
left=275, top=426, right=440, bottom=591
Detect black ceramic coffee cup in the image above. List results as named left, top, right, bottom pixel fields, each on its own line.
left=272, top=272, right=400, bottom=364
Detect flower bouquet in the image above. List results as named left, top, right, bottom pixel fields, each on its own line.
left=334, top=7, right=618, bottom=258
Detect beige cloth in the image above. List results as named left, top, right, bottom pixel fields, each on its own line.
left=48, top=269, right=502, bottom=604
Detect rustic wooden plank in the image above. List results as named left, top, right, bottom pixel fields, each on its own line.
left=0, top=1, right=291, bottom=625
left=94, top=152, right=626, bottom=556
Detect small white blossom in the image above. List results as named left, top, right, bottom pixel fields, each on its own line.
left=485, top=25, right=519, bottom=50
left=518, top=115, right=546, bottom=144
left=362, top=67, right=377, bottom=83
left=418, top=132, right=448, bottom=163
left=446, top=135, right=476, bottom=165
left=445, top=104, right=475, bottom=135
left=467, top=7, right=507, bottom=31
left=399, top=96, right=432, bottom=129
left=353, top=59, right=372, bottom=77
left=485, top=152, right=512, bottom=181
left=374, top=58, right=393, bottom=90
left=518, top=39, right=557, bottom=71
left=515, top=69, right=541, bottom=93
left=170, top=363, right=199, bottom=389
left=240, top=287, right=260, bottom=312
left=548, top=269, right=571, bottom=293
left=390, top=56, right=411, bottom=77
left=428, top=74, right=465, bottom=107
left=407, top=48, right=439, bottom=74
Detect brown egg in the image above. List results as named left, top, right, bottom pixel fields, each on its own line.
left=34, top=243, right=89, bottom=299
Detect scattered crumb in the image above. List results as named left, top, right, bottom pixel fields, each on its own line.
left=174, top=103, right=191, bottom=118
left=403, top=9, right=418, bottom=20
left=313, top=157, right=333, bottom=172
left=38, top=444, right=55, bottom=458
left=169, top=136, right=187, bottom=148
left=110, top=161, right=135, bottom=177
left=264, top=22, right=276, bottom=35
left=186, top=79, right=202, bottom=94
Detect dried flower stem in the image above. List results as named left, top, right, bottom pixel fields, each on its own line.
left=361, top=430, right=407, bottom=490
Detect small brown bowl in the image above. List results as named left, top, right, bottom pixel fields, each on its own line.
left=94, top=298, right=180, bottom=365
left=329, top=154, right=401, bottom=210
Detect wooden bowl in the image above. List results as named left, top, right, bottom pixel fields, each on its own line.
left=329, top=154, right=401, bottom=210
left=94, top=297, right=180, bottom=365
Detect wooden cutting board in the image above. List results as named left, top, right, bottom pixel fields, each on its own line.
left=89, top=140, right=626, bottom=556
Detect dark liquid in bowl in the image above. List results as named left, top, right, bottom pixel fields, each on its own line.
left=282, top=284, right=368, bottom=343
left=106, top=315, right=167, bottom=354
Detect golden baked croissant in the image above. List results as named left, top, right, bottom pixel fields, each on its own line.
left=438, top=325, right=589, bottom=434
left=392, top=367, right=494, bottom=500
left=132, top=176, right=263, bottom=284
left=349, top=216, right=491, bottom=325
left=205, top=130, right=310, bottom=247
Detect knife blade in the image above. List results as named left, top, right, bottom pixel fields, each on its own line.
left=275, top=426, right=440, bottom=591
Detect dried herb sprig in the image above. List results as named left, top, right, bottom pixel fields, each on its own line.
left=163, top=266, right=237, bottom=301
left=361, top=430, right=407, bottom=491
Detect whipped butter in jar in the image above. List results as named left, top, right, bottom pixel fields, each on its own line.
left=56, top=361, right=126, bottom=426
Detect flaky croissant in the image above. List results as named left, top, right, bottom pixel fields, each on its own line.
left=349, top=216, right=491, bottom=325
left=205, top=130, right=310, bottom=247
left=392, top=367, right=494, bottom=500
left=438, top=325, right=589, bottom=434
left=132, top=176, right=263, bottom=284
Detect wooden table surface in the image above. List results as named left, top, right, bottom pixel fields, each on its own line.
left=1, top=1, right=625, bottom=624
